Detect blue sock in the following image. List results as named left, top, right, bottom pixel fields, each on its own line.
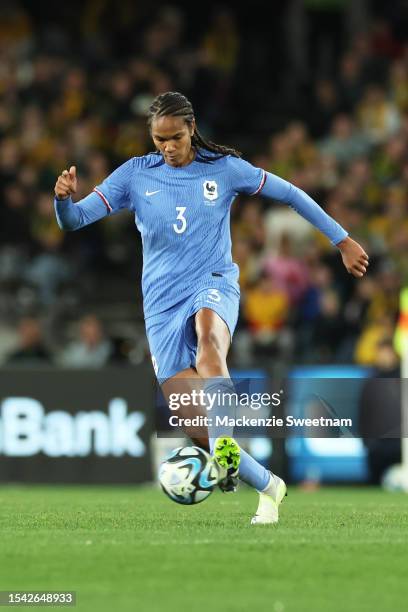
left=238, top=448, right=271, bottom=491
left=203, top=377, right=271, bottom=492
left=204, top=377, right=234, bottom=452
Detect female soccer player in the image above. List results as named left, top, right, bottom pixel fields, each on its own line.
left=54, top=91, right=368, bottom=524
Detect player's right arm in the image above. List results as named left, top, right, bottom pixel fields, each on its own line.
left=54, top=158, right=135, bottom=231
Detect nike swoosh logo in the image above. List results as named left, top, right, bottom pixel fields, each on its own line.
left=145, top=190, right=161, bottom=196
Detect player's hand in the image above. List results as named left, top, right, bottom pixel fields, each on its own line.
left=337, top=236, right=369, bottom=278
left=54, top=166, right=77, bottom=200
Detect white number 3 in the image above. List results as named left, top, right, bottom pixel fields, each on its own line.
left=173, top=206, right=187, bottom=234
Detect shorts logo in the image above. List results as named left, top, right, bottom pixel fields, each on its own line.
left=203, top=180, right=218, bottom=203
left=206, top=289, right=221, bottom=303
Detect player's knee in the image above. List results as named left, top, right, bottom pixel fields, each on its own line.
left=196, top=342, right=226, bottom=376
left=196, top=327, right=229, bottom=376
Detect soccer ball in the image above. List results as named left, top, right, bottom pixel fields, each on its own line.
left=159, top=446, right=220, bottom=505
left=381, top=464, right=408, bottom=492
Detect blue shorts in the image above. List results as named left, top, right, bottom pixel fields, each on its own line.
left=145, top=281, right=240, bottom=382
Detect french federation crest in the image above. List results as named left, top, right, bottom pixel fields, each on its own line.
left=203, top=180, right=218, bottom=202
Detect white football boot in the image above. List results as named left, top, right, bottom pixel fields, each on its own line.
left=250, top=472, right=287, bottom=525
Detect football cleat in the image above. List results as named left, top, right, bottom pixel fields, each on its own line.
left=214, top=436, right=241, bottom=493
left=251, top=473, right=287, bottom=525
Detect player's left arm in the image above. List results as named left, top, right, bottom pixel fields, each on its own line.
left=228, top=156, right=368, bottom=279
left=259, top=171, right=369, bottom=278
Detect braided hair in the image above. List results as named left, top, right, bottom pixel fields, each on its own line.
left=147, top=91, right=241, bottom=159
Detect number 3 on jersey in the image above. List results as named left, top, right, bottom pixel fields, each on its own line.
left=173, top=206, right=187, bottom=234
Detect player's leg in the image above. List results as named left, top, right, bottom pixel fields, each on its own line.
left=161, top=362, right=237, bottom=486
left=195, top=307, right=230, bottom=378
left=147, top=293, right=286, bottom=522
left=195, top=307, right=287, bottom=522
left=146, top=304, right=212, bottom=450
left=161, top=367, right=209, bottom=450
left=194, top=307, right=240, bottom=488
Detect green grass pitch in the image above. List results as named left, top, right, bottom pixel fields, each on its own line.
left=0, top=485, right=407, bottom=611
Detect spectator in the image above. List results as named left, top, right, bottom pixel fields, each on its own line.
left=354, top=313, right=396, bottom=366
left=319, top=114, right=370, bottom=165
left=357, top=84, right=400, bottom=144
left=311, top=289, right=344, bottom=364
left=358, top=338, right=401, bottom=484
left=5, top=316, right=52, bottom=366
left=337, top=52, right=365, bottom=113
left=23, top=192, right=73, bottom=304
left=261, top=233, right=310, bottom=306
left=57, top=314, right=113, bottom=368
left=232, top=199, right=265, bottom=252
left=242, top=273, right=292, bottom=367
left=308, top=78, right=341, bottom=137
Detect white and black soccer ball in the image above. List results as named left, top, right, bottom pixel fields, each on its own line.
left=159, top=446, right=220, bottom=505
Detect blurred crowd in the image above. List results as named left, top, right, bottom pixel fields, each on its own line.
left=233, top=20, right=408, bottom=374
left=0, top=1, right=407, bottom=375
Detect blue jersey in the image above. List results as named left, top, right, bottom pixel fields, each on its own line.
left=95, top=151, right=266, bottom=316
left=54, top=149, right=348, bottom=319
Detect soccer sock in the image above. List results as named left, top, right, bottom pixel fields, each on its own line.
left=203, top=377, right=272, bottom=491
left=239, top=448, right=272, bottom=492
left=204, top=377, right=235, bottom=453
